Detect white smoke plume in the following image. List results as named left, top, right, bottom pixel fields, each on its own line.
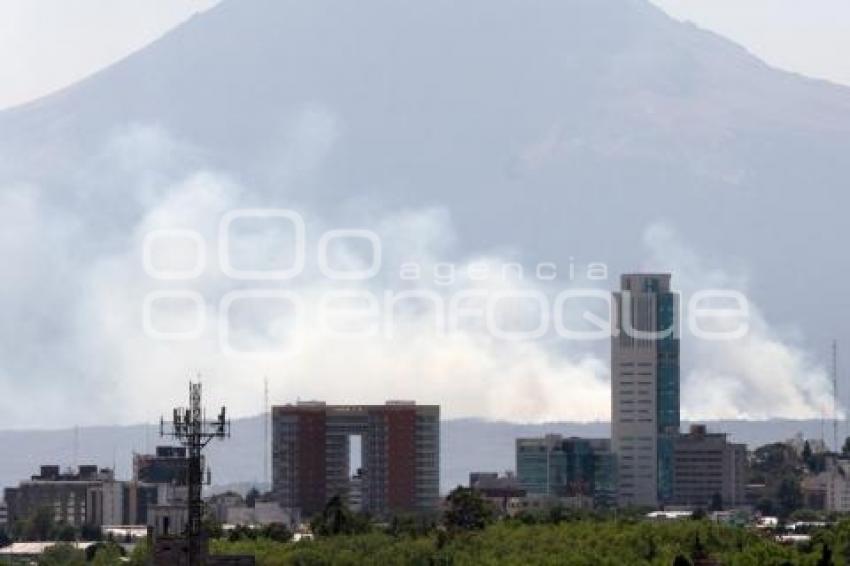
left=0, top=117, right=835, bottom=428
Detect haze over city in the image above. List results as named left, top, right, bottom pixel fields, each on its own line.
left=3, top=2, right=850, bottom=564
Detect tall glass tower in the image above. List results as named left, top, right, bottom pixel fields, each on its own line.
left=611, top=274, right=680, bottom=507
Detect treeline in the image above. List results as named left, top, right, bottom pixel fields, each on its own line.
left=205, top=489, right=841, bottom=565
left=211, top=519, right=838, bottom=565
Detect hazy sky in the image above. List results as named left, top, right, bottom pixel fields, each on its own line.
left=0, top=0, right=849, bottom=110
left=0, top=0, right=218, bottom=110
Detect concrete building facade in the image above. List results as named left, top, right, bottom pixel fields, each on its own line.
left=272, top=401, right=439, bottom=517
left=671, top=425, right=747, bottom=508
left=4, top=466, right=114, bottom=527
left=801, top=459, right=850, bottom=513
left=611, top=273, right=680, bottom=507
left=4, top=464, right=177, bottom=529
left=133, top=446, right=190, bottom=486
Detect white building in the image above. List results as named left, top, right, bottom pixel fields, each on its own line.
left=224, top=501, right=295, bottom=526
left=824, top=459, right=850, bottom=512
left=611, top=274, right=679, bottom=508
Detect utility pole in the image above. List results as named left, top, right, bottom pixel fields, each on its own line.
left=161, top=381, right=230, bottom=566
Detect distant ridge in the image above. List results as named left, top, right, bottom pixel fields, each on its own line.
left=1, top=416, right=842, bottom=495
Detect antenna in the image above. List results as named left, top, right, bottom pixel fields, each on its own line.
left=834, top=340, right=840, bottom=453
left=160, top=380, right=230, bottom=566
left=73, top=425, right=79, bottom=470
left=264, top=375, right=269, bottom=489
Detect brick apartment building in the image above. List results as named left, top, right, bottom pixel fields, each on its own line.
left=272, top=401, right=439, bottom=517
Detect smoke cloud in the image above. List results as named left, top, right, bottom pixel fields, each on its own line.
left=0, top=117, right=836, bottom=428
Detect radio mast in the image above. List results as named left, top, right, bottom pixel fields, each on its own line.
left=160, top=381, right=230, bottom=566
left=263, top=375, right=269, bottom=488
left=834, top=340, right=840, bottom=453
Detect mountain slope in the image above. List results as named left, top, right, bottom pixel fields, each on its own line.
left=0, top=417, right=837, bottom=495
left=0, top=0, right=848, bottom=424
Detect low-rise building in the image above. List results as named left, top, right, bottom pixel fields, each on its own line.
left=515, top=435, right=616, bottom=508
left=670, top=425, right=747, bottom=508
left=225, top=502, right=295, bottom=527
left=4, top=465, right=173, bottom=529
left=804, top=458, right=850, bottom=512
left=207, top=492, right=296, bottom=527
left=504, top=493, right=594, bottom=516
left=133, top=446, right=191, bottom=485
left=801, top=473, right=828, bottom=510
left=469, top=472, right=526, bottom=515
left=4, top=465, right=115, bottom=528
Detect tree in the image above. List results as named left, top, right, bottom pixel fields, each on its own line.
left=842, top=436, right=850, bottom=456
left=245, top=487, right=260, bottom=508
left=756, top=498, right=775, bottom=516
left=53, top=523, right=76, bottom=542
left=127, top=538, right=150, bottom=566
left=690, top=533, right=710, bottom=562
left=817, top=542, right=834, bottom=566
left=777, top=476, right=802, bottom=518
left=803, top=441, right=814, bottom=469
left=22, top=507, right=55, bottom=541
left=90, top=542, right=124, bottom=565
left=310, top=495, right=371, bottom=537
left=37, top=543, right=85, bottom=566
left=227, top=525, right=258, bottom=542
left=443, top=487, right=494, bottom=532
left=202, top=516, right=223, bottom=539
left=80, top=524, right=103, bottom=541
left=752, top=443, right=800, bottom=475
left=263, top=522, right=293, bottom=542
left=709, top=493, right=723, bottom=512
left=386, top=514, right=436, bottom=537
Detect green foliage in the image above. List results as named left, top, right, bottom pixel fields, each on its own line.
left=310, top=495, right=372, bottom=537
left=203, top=515, right=224, bottom=539
left=90, top=542, right=125, bottom=566
left=79, top=524, right=103, bottom=541
left=37, top=543, right=85, bottom=566
left=126, top=537, right=150, bottom=566
left=11, top=508, right=104, bottom=543
left=777, top=476, right=803, bottom=519
left=443, top=486, right=494, bottom=532
left=229, top=524, right=261, bottom=542
left=263, top=522, right=294, bottom=543
left=385, top=513, right=437, bottom=538
left=18, top=507, right=55, bottom=541
left=816, top=542, right=834, bottom=566
left=211, top=519, right=824, bottom=566
left=53, top=523, right=76, bottom=542
left=752, top=442, right=800, bottom=473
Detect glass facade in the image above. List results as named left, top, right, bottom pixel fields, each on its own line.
left=516, top=436, right=612, bottom=501
left=656, top=290, right=680, bottom=503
